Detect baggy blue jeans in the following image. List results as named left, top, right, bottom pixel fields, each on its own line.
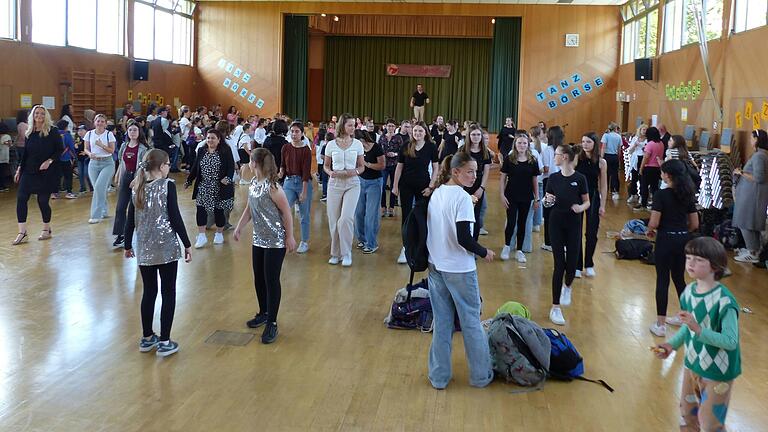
left=354, top=177, right=383, bottom=249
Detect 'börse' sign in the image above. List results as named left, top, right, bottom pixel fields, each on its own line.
left=386, top=64, right=452, bottom=78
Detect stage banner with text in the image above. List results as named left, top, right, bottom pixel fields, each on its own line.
left=386, top=64, right=452, bottom=78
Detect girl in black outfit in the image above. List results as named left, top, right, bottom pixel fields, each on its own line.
left=496, top=117, right=517, bottom=157
left=263, top=119, right=289, bottom=170
left=544, top=143, right=590, bottom=326
left=499, top=134, right=540, bottom=262
left=392, top=121, right=439, bottom=264
left=461, top=124, right=492, bottom=240
left=12, top=105, right=63, bottom=245
left=438, top=120, right=461, bottom=162
left=647, top=159, right=699, bottom=337
left=575, top=133, right=607, bottom=277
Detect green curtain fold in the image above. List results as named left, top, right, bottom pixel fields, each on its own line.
left=323, top=37, right=491, bottom=126
left=283, top=15, right=308, bottom=121
left=488, top=17, right=522, bottom=132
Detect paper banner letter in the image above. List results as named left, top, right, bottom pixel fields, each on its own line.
left=239, top=88, right=248, bottom=98
left=159, top=96, right=164, bottom=105
left=548, top=86, right=559, bottom=96
left=559, top=79, right=570, bottom=90
left=571, top=88, right=582, bottom=98
left=594, top=77, right=604, bottom=87
left=147, top=93, right=153, bottom=101
left=582, top=83, right=593, bottom=93
left=547, top=100, right=558, bottom=110
left=217, top=58, right=227, bottom=69
left=762, top=101, right=768, bottom=120
left=735, top=112, right=743, bottom=128
left=248, top=94, right=256, bottom=104
left=231, top=83, right=239, bottom=92
left=745, top=101, right=753, bottom=119
left=128, top=90, right=133, bottom=101
left=536, top=92, right=546, bottom=102
left=225, top=63, right=234, bottom=73
left=255, top=99, right=265, bottom=109
left=571, top=73, right=582, bottom=83
left=753, top=113, right=761, bottom=130
left=559, top=95, right=570, bottom=105
left=234, top=68, right=242, bottom=78
left=223, top=78, right=231, bottom=88
left=243, top=73, right=251, bottom=83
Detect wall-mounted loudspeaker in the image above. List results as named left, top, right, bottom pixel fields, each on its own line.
left=634, top=58, right=652, bottom=81
left=132, top=60, right=149, bottom=81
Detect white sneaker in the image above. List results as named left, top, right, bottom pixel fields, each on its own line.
left=88, top=218, right=100, bottom=224
left=515, top=250, right=527, bottom=263
left=194, top=233, right=207, bottom=248
left=665, top=316, right=683, bottom=326
left=585, top=267, right=596, bottom=277
left=649, top=322, right=667, bottom=337
left=479, top=227, right=489, bottom=236
left=213, top=232, right=224, bottom=244
left=734, top=252, right=758, bottom=263
left=341, top=254, right=352, bottom=267
left=627, top=195, right=639, bottom=204
left=541, top=244, right=552, bottom=252
left=500, top=245, right=511, bottom=261
left=328, top=256, right=340, bottom=265
left=560, top=286, right=572, bottom=306
left=575, top=270, right=582, bottom=278
left=297, top=241, right=309, bottom=254
left=397, top=247, right=407, bottom=264
left=532, top=225, right=541, bottom=232
left=549, top=306, right=566, bottom=326
left=612, top=192, right=620, bottom=201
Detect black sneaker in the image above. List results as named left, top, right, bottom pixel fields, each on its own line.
left=247, top=313, right=268, bottom=328
left=113, top=235, right=124, bottom=247
left=261, top=322, right=278, bottom=344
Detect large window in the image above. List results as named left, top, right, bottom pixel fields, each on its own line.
left=621, top=0, right=659, bottom=64
left=32, top=0, right=125, bottom=54
left=663, top=0, right=724, bottom=53
left=0, top=0, right=16, bottom=40
left=133, top=0, right=195, bottom=65
left=734, top=0, right=768, bottom=33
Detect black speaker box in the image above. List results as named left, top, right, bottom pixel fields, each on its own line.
left=132, top=60, right=149, bottom=81
left=635, top=58, right=652, bottom=81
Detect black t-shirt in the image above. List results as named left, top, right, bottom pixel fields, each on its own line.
left=500, top=157, right=540, bottom=202
left=497, top=126, right=517, bottom=156
left=546, top=171, right=589, bottom=214
left=398, top=141, right=438, bottom=187
left=412, top=91, right=429, bottom=107
left=438, top=132, right=461, bottom=162
left=360, top=143, right=384, bottom=180
left=263, top=134, right=287, bottom=169
left=575, top=157, right=601, bottom=194
left=430, top=124, right=444, bottom=147
left=465, top=149, right=492, bottom=195
left=652, top=188, right=697, bottom=232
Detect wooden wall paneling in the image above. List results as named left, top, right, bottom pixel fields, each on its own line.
left=308, top=15, right=494, bottom=38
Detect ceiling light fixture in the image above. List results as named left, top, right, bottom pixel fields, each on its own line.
left=334, top=16, right=339, bottom=22
left=321, top=13, right=326, bottom=17
left=491, top=18, right=496, bottom=24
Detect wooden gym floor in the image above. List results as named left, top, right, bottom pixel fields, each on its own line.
left=0, top=170, right=766, bottom=431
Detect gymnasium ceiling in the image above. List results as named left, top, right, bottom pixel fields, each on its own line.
left=199, top=0, right=627, bottom=5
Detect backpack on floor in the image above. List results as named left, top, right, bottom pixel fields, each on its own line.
left=488, top=314, right=550, bottom=387
left=544, top=329, right=614, bottom=392
left=403, top=198, right=430, bottom=272
left=614, top=238, right=653, bottom=260
left=385, top=273, right=433, bottom=332
left=713, top=219, right=744, bottom=250
left=621, top=219, right=648, bottom=238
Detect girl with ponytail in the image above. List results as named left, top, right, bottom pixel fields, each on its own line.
left=112, top=122, right=149, bottom=247
left=125, top=148, right=192, bottom=357
left=647, top=159, right=699, bottom=337
left=426, top=151, right=494, bottom=390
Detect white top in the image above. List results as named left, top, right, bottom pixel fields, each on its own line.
left=540, top=144, right=561, bottom=179
left=60, top=115, right=74, bottom=134
left=85, top=129, right=116, bottom=158
left=427, top=184, right=477, bottom=273
left=235, top=130, right=252, bottom=151
left=628, top=136, right=646, bottom=170
left=254, top=127, right=267, bottom=146
left=179, top=117, right=192, bottom=140
left=325, top=138, right=364, bottom=171
left=316, top=140, right=326, bottom=164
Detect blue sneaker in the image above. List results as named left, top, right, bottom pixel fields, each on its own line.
left=156, top=340, right=180, bottom=357
left=139, top=334, right=160, bottom=352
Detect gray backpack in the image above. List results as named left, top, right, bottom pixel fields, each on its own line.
left=488, top=314, right=551, bottom=387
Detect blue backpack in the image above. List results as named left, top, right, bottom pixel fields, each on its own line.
left=544, top=329, right=614, bottom=392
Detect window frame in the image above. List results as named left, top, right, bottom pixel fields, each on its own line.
left=620, top=0, right=660, bottom=64
left=662, top=0, right=724, bottom=54
left=30, top=0, right=126, bottom=54
left=0, top=0, right=18, bottom=41
left=732, top=0, right=768, bottom=33
left=133, top=0, right=195, bottom=66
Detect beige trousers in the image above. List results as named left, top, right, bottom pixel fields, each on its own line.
left=413, top=105, right=425, bottom=122
left=327, top=176, right=361, bottom=258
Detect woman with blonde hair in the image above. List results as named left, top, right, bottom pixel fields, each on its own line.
left=85, top=113, right=117, bottom=224
left=12, top=105, right=63, bottom=245
left=499, top=134, right=540, bottom=262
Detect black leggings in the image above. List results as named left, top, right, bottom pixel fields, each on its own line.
left=578, top=190, right=601, bottom=270
left=60, top=163, right=73, bottom=193
left=17, top=192, right=52, bottom=224
left=543, top=178, right=552, bottom=246
left=381, top=165, right=398, bottom=208
left=628, top=156, right=643, bottom=196
left=139, top=261, right=178, bottom=341
left=399, top=181, right=427, bottom=230
left=504, top=199, right=531, bottom=250
left=550, top=211, right=582, bottom=305
left=654, top=232, right=689, bottom=316
left=640, top=166, right=661, bottom=207
left=252, top=246, right=287, bottom=322
left=196, top=205, right=225, bottom=228
left=113, top=171, right=135, bottom=236
left=604, top=153, right=620, bottom=193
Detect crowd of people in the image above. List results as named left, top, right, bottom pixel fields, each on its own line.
left=4, top=99, right=766, bottom=430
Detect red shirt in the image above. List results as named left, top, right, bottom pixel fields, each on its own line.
left=281, top=144, right=312, bottom=181
left=123, top=144, right=139, bottom=173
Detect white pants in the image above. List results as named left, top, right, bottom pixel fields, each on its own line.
left=327, top=176, right=360, bottom=258
left=413, top=106, right=425, bottom=122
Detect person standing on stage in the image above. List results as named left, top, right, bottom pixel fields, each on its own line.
left=410, top=84, right=430, bottom=123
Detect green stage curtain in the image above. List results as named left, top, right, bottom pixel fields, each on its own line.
left=324, top=37, right=491, bottom=126
left=283, top=15, right=308, bottom=121
left=488, top=17, right=522, bottom=132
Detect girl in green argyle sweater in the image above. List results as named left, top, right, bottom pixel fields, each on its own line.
left=654, top=237, right=741, bottom=431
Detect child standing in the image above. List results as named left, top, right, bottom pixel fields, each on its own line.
left=234, top=148, right=296, bottom=344
left=55, top=120, right=78, bottom=199
left=124, top=149, right=192, bottom=357
left=654, top=236, right=740, bottom=431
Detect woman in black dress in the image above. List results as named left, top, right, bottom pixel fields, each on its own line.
left=12, top=105, right=63, bottom=245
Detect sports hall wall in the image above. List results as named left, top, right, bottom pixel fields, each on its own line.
left=615, top=24, right=768, bottom=162
left=196, top=2, right=621, bottom=135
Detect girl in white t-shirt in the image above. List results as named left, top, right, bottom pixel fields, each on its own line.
left=323, top=114, right=364, bottom=267
left=426, top=151, right=494, bottom=390
left=85, top=114, right=117, bottom=223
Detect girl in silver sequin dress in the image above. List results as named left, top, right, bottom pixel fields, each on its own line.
left=125, top=149, right=192, bottom=357
left=234, top=148, right=296, bottom=344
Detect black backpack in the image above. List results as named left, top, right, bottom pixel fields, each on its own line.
left=403, top=198, right=430, bottom=272
left=614, top=238, right=653, bottom=260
